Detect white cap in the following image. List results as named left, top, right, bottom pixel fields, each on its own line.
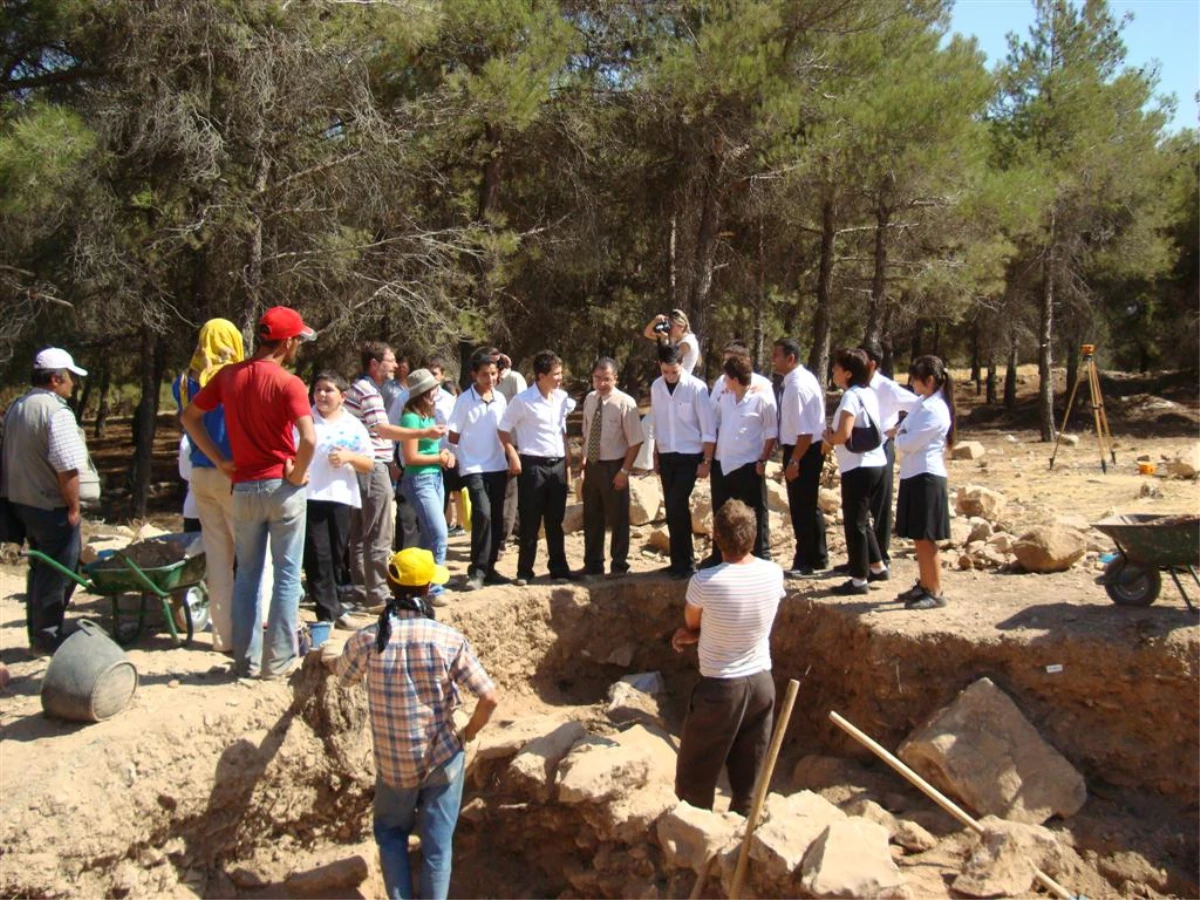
left=34, top=348, right=88, bottom=377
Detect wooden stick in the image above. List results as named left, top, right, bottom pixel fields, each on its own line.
left=687, top=855, right=713, bottom=900
left=730, top=678, right=800, bottom=900
left=828, top=711, right=1074, bottom=900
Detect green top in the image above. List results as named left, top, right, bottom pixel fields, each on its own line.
left=400, top=412, right=441, bottom=476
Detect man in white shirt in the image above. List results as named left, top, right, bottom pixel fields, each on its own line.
left=772, top=338, right=829, bottom=577
left=860, top=341, right=917, bottom=569
left=580, top=357, right=644, bottom=578
left=449, top=349, right=512, bottom=591
left=671, top=500, right=784, bottom=816
left=492, top=349, right=527, bottom=550
left=650, top=343, right=715, bottom=578
left=497, top=350, right=577, bottom=585
left=708, top=349, right=777, bottom=564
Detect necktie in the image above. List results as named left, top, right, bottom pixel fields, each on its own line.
left=587, top=397, right=603, bottom=463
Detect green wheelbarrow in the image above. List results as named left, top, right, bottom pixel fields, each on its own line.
left=1093, top=514, right=1200, bottom=612
left=24, top=533, right=209, bottom=646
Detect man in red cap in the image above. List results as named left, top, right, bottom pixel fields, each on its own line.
left=182, top=306, right=317, bottom=679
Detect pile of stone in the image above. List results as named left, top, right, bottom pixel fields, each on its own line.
left=460, top=673, right=1100, bottom=899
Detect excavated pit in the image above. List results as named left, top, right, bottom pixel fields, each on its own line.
left=2, top=577, right=1198, bottom=898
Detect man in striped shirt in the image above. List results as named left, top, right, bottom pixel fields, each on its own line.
left=673, top=500, right=785, bottom=815
left=329, top=547, right=499, bottom=900
left=1, top=348, right=95, bottom=653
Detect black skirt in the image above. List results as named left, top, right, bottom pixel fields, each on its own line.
left=895, top=473, right=950, bottom=541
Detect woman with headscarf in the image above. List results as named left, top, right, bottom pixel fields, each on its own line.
left=173, top=318, right=244, bottom=653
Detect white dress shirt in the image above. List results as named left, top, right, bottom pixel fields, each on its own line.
left=449, top=386, right=509, bottom=474
left=868, top=371, right=918, bottom=433
left=778, top=365, right=825, bottom=445
left=710, top=370, right=775, bottom=408
left=499, top=385, right=575, bottom=458
left=895, top=391, right=952, bottom=479
left=832, top=386, right=887, bottom=474
left=650, top=373, right=715, bottom=455
left=713, top=387, right=778, bottom=472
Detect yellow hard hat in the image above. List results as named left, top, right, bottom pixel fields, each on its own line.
left=387, top=547, right=450, bottom=588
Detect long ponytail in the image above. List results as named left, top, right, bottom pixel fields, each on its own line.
left=910, top=355, right=956, bottom=448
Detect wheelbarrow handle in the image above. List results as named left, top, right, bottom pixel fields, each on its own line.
left=19, top=549, right=93, bottom=589
left=112, top=550, right=170, bottom=598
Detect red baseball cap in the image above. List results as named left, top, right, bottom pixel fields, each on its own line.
left=258, top=306, right=316, bottom=342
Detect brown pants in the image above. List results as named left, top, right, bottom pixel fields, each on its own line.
left=675, top=671, right=775, bottom=815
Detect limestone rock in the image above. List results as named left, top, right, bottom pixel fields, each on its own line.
left=752, top=791, right=848, bottom=884
left=628, top=476, right=664, bottom=526
left=951, top=441, right=986, bottom=461
left=893, top=819, right=938, bottom=853
left=952, top=817, right=1071, bottom=898
left=476, top=714, right=571, bottom=761
left=505, top=721, right=587, bottom=801
left=967, top=518, right=993, bottom=543
left=691, top=488, right=713, bottom=536
left=1166, top=444, right=1200, bottom=479
left=80, top=537, right=130, bottom=566
left=285, top=856, right=369, bottom=897
left=134, top=523, right=169, bottom=542
left=646, top=526, right=671, bottom=553
left=1012, top=525, right=1087, bottom=573
left=1059, top=434, right=1080, bottom=447
left=577, top=724, right=679, bottom=843
left=987, top=532, right=1014, bottom=554
left=657, top=802, right=741, bottom=872
left=842, top=797, right=898, bottom=834
left=766, top=478, right=789, bottom=513
left=955, top=485, right=1006, bottom=519
left=605, top=681, right=665, bottom=729
left=801, top=819, right=908, bottom=899
left=945, top=517, right=972, bottom=549
left=897, top=677, right=1086, bottom=824
left=557, top=734, right=650, bottom=804
left=819, top=488, right=841, bottom=515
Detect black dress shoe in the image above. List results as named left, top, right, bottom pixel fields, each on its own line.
left=785, top=565, right=815, bottom=578
left=831, top=580, right=870, bottom=596
left=867, top=568, right=890, bottom=583
left=484, top=572, right=512, bottom=586
left=668, top=567, right=697, bottom=580
left=829, top=563, right=851, bottom=576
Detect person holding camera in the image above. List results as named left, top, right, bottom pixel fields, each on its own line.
left=643, top=309, right=699, bottom=375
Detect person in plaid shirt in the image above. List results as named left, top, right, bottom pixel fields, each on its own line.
left=326, top=547, right=499, bottom=900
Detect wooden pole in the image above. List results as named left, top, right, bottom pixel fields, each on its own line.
left=828, top=711, right=1074, bottom=900
left=729, top=678, right=800, bottom=900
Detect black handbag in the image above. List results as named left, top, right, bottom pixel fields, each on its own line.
left=844, top=389, right=882, bottom=455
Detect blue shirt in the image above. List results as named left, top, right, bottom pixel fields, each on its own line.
left=173, top=374, right=231, bottom=468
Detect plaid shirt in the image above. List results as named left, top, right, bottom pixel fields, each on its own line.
left=336, top=611, right=495, bottom=788
left=345, top=375, right=394, bottom=462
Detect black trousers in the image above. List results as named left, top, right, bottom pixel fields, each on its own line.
left=659, top=452, right=702, bottom=572
left=12, top=502, right=80, bottom=651
left=675, top=671, right=775, bottom=816
left=782, top=442, right=828, bottom=570
left=583, top=458, right=631, bottom=573
left=870, top=438, right=896, bottom=563
left=463, top=470, right=509, bottom=578
left=710, top=461, right=769, bottom=563
left=841, top=465, right=884, bottom=580
left=517, top=455, right=570, bottom=579
left=501, top=473, right=519, bottom=542
left=305, top=499, right=351, bottom=622
left=392, top=475, right=420, bottom=552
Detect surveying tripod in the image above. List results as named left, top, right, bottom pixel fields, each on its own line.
left=1049, top=343, right=1116, bottom=473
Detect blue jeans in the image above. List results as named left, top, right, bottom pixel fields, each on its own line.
left=402, top=470, right=447, bottom=566
left=231, top=479, right=306, bottom=677
left=374, top=752, right=465, bottom=900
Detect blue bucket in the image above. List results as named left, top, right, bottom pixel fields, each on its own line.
left=310, top=621, right=332, bottom=649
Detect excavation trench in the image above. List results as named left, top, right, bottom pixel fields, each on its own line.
left=2, top=578, right=1198, bottom=898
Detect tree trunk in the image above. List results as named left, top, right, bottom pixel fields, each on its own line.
left=1004, top=334, right=1018, bottom=409
left=880, top=302, right=896, bottom=378
left=986, top=354, right=997, bottom=405
left=94, top=363, right=112, bottom=439
left=76, top=372, right=93, bottom=421
left=971, top=325, right=982, bottom=394
left=807, top=198, right=835, bottom=390
left=688, top=135, right=725, bottom=371
left=753, top=216, right=765, bottom=370
left=932, top=321, right=942, bottom=358
left=668, top=213, right=678, bottom=308
left=910, top=319, right=923, bottom=360
left=1037, top=236, right=1056, bottom=441
left=241, top=153, right=271, bottom=342
left=863, top=201, right=889, bottom=348
left=131, top=326, right=166, bottom=518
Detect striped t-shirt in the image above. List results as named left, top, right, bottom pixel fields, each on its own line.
left=686, top=558, right=785, bottom=678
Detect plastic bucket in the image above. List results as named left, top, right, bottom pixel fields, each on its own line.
left=1138, top=461, right=1157, bottom=476
left=41, top=620, right=138, bottom=722
left=310, top=621, right=332, bottom=649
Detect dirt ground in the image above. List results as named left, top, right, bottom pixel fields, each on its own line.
left=1, top=365, right=1197, bottom=898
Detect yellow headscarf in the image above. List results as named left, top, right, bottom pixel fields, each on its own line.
left=180, top=318, right=245, bottom=408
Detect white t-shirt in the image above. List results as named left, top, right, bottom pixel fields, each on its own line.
left=686, top=557, right=785, bottom=678
left=300, top=409, right=372, bottom=507
left=832, top=386, right=887, bottom=474
left=449, top=386, right=509, bottom=474
left=679, top=333, right=700, bottom=375
left=498, top=386, right=575, bottom=458
left=895, top=390, right=951, bottom=480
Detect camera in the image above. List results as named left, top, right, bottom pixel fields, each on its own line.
left=653, top=319, right=671, bottom=336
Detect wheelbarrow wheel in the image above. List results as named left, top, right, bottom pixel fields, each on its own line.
left=1104, top=562, right=1161, bottom=607
left=171, top=586, right=208, bottom=647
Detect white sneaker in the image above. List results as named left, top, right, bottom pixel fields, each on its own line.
left=334, top=613, right=355, bottom=630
